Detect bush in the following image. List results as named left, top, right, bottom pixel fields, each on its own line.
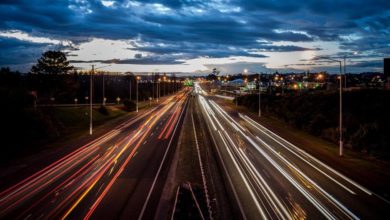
left=123, top=99, right=136, bottom=112
left=98, top=105, right=109, bottom=116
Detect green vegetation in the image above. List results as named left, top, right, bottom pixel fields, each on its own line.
left=236, top=89, right=390, bottom=159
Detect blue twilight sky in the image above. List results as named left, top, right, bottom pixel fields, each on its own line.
left=0, top=0, right=389, bottom=74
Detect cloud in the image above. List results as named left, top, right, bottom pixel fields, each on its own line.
left=0, top=0, right=389, bottom=73
left=0, top=37, right=51, bottom=65
left=70, top=56, right=186, bottom=65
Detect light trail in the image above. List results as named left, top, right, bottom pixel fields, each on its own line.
left=200, top=95, right=360, bottom=219
left=0, top=91, right=189, bottom=220
left=217, top=130, right=269, bottom=220
left=241, top=114, right=372, bottom=196
left=83, top=99, right=178, bottom=220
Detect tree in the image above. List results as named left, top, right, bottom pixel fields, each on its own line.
left=31, top=50, right=73, bottom=74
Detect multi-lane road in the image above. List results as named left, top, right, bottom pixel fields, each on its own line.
left=1, top=82, right=389, bottom=220
left=194, top=82, right=390, bottom=219
left=0, top=90, right=189, bottom=220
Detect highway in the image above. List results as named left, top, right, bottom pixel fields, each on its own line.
left=0, top=89, right=189, bottom=220
left=194, top=82, right=390, bottom=219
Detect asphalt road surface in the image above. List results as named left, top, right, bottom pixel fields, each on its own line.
left=0, top=90, right=189, bottom=220
left=194, top=82, right=390, bottom=220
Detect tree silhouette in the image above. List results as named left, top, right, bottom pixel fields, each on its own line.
left=31, top=51, right=73, bottom=74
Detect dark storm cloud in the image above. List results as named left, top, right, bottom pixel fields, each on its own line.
left=0, top=37, right=49, bottom=65
left=0, top=0, right=389, bottom=71
left=70, top=56, right=186, bottom=65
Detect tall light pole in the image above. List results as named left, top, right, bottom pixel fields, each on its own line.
left=102, top=72, right=106, bottom=105
left=129, top=73, right=132, bottom=101
left=258, top=73, right=261, bottom=117
left=343, top=52, right=358, bottom=89
left=152, top=72, right=155, bottom=101
left=157, top=78, right=161, bottom=102
left=344, top=56, right=347, bottom=89
left=163, top=76, right=167, bottom=96
left=316, top=56, right=343, bottom=156
left=90, top=65, right=94, bottom=135
left=136, top=76, right=140, bottom=112
left=89, top=64, right=111, bottom=135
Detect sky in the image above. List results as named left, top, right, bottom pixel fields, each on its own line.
left=0, top=0, right=389, bottom=74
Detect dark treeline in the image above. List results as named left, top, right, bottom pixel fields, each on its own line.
left=237, top=90, right=390, bottom=159
left=0, top=67, right=182, bottom=161
left=0, top=67, right=182, bottom=106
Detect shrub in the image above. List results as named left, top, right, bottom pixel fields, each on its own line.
left=98, top=105, right=109, bottom=116
left=123, top=99, right=136, bottom=112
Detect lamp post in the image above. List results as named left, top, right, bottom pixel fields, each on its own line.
left=152, top=72, right=155, bottom=101
left=136, top=76, right=141, bottom=112
left=90, top=65, right=94, bottom=135
left=89, top=64, right=111, bottom=135
left=342, top=52, right=358, bottom=89
left=168, top=79, right=171, bottom=94
left=102, top=72, right=105, bottom=105
left=316, top=56, right=343, bottom=156
left=126, top=72, right=132, bottom=101
left=163, top=76, right=167, bottom=96
left=258, top=73, right=261, bottom=117
left=157, top=78, right=161, bottom=102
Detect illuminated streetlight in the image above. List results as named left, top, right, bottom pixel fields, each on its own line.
left=163, top=76, right=167, bottom=96
left=136, top=76, right=141, bottom=112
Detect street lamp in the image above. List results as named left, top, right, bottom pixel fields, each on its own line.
left=315, top=56, right=343, bottom=156
left=258, top=73, right=261, bottom=117
left=342, top=52, right=358, bottom=89
left=136, top=76, right=141, bottom=112
left=163, top=76, right=167, bottom=96
left=157, top=78, right=161, bottom=102
left=89, top=64, right=110, bottom=135
left=126, top=72, right=133, bottom=101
